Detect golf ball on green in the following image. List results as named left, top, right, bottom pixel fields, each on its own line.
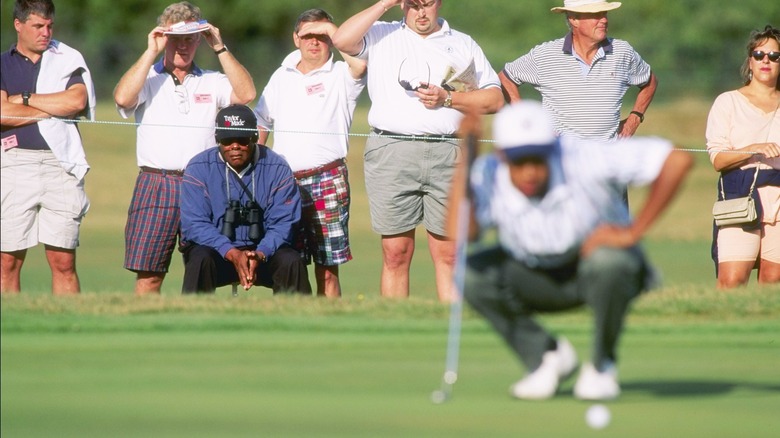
left=585, top=404, right=611, bottom=429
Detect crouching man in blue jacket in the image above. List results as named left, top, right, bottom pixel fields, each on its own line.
left=180, top=104, right=312, bottom=294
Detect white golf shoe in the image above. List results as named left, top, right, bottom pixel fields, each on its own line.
left=510, top=337, right=578, bottom=400
left=574, top=361, right=621, bottom=401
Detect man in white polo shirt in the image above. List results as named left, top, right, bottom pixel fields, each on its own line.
left=253, top=8, right=366, bottom=298
left=448, top=102, right=692, bottom=400
left=114, top=1, right=256, bottom=295
left=499, top=0, right=657, bottom=141
left=333, top=0, right=503, bottom=302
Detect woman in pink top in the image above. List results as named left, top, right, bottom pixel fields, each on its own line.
left=706, top=25, right=780, bottom=288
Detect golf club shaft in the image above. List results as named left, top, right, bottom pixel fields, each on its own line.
left=438, top=130, right=478, bottom=396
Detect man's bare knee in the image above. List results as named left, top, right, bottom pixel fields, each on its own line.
left=135, top=271, right=165, bottom=294
left=44, top=246, right=77, bottom=275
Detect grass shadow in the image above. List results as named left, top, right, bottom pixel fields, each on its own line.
left=621, top=380, right=780, bottom=397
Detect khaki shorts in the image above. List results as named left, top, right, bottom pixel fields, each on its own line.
left=1, top=148, right=89, bottom=251
left=717, top=222, right=780, bottom=263
left=363, top=134, right=459, bottom=236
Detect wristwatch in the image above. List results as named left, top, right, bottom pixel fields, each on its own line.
left=22, top=91, right=31, bottom=106
left=443, top=91, right=452, bottom=108
left=214, top=46, right=228, bottom=55
left=630, top=110, right=644, bottom=123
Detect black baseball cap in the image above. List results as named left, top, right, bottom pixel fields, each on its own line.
left=215, top=105, right=258, bottom=142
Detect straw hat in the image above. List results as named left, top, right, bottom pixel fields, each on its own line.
left=551, top=0, right=622, bottom=14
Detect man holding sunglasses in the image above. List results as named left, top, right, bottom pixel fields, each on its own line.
left=114, top=1, right=256, bottom=295
left=179, top=105, right=311, bottom=294
left=332, top=0, right=503, bottom=302
left=499, top=0, right=657, bottom=141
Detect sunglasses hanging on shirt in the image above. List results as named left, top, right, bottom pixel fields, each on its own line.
left=398, top=59, right=431, bottom=91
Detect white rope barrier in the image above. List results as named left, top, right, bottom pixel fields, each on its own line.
left=2, top=115, right=495, bottom=143
left=2, top=115, right=771, bottom=153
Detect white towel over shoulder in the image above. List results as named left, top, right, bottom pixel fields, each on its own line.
left=36, top=40, right=96, bottom=180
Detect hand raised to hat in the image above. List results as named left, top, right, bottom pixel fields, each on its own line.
left=201, top=23, right=225, bottom=52
left=297, top=20, right=338, bottom=39
left=146, top=26, right=168, bottom=56
left=382, top=0, right=403, bottom=9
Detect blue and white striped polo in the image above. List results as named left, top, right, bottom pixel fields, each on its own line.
left=503, top=33, right=652, bottom=141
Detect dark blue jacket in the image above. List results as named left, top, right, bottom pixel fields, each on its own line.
left=181, top=145, right=301, bottom=259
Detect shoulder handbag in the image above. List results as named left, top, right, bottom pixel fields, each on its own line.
left=712, top=167, right=758, bottom=226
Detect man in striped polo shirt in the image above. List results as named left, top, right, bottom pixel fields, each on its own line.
left=499, top=0, right=657, bottom=141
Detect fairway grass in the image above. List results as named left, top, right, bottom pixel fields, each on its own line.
left=2, top=290, right=779, bottom=437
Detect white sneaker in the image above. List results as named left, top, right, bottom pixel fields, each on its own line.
left=574, top=362, right=621, bottom=401
left=510, top=337, right=578, bottom=400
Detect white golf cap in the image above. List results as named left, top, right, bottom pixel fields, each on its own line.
left=493, top=101, right=557, bottom=161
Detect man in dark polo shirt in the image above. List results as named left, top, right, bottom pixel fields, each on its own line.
left=0, top=0, right=95, bottom=294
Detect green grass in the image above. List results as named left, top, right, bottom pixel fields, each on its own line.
left=2, top=291, right=779, bottom=437
left=3, top=99, right=780, bottom=436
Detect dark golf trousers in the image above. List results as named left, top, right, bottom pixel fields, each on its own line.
left=464, top=245, right=646, bottom=372
left=182, top=244, right=312, bottom=294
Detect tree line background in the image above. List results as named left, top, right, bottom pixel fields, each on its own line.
left=1, top=0, right=778, bottom=101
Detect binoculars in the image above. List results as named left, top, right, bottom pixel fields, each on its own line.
left=221, top=200, right=262, bottom=241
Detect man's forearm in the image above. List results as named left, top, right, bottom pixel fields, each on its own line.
left=220, top=52, right=256, bottom=105
left=1, top=99, right=50, bottom=127
left=332, top=0, right=396, bottom=56
left=498, top=70, right=521, bottom=104
left=23, top=84, right=87, bottom=118
left=630, top=149, right=692, bottom=241
left=114, top=50, right=157, bottom=109
left=451, top=87, right=504, bottom=115
left=632, top=72, right=657, bottom=115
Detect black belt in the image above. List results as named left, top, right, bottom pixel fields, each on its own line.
left=140, top=166, right=184, bottom=177
left=372, top=128, right=457, bottom=143
left=293, top=158, right=346, bottom=179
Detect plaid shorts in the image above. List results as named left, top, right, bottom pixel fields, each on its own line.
left=295, top=162, right=352, bottom=266
left=124, top=170, right=182, bottom=273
